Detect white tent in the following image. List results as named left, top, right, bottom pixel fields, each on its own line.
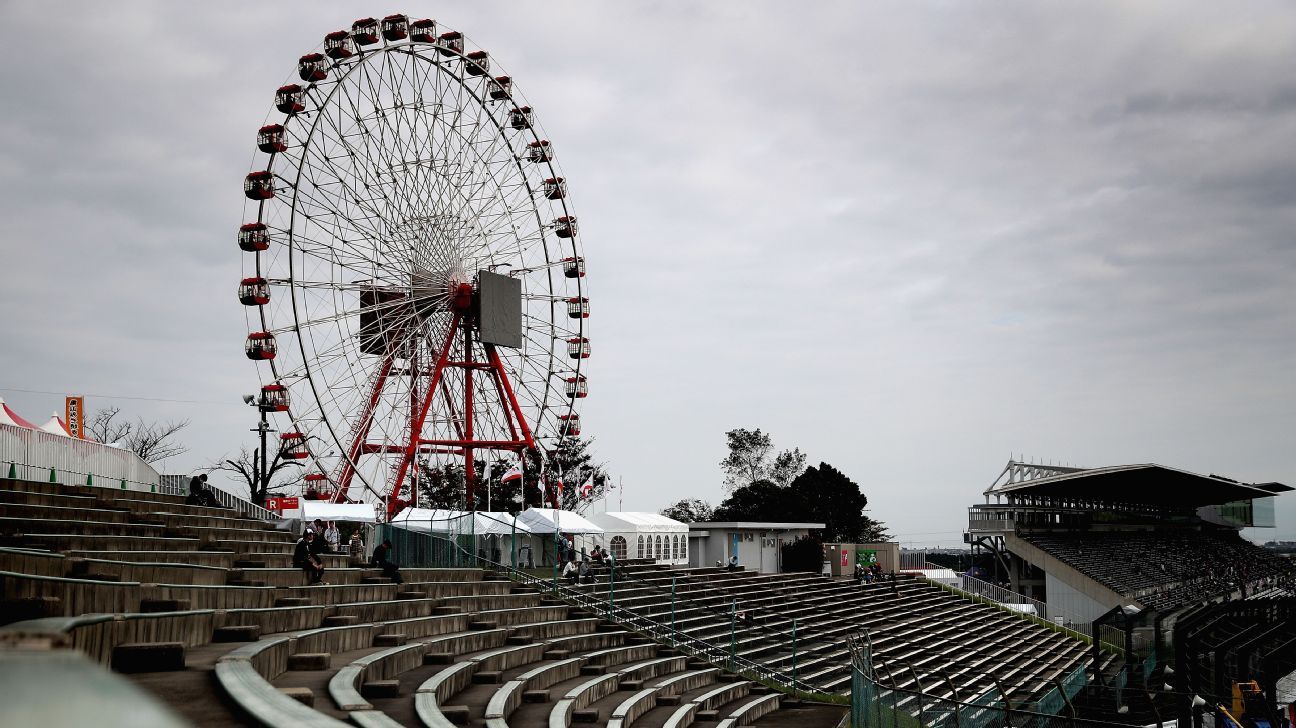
left=391, top=508, right=532, bottom=536
left=516, top=508, right=604, bottom=534
left=586, top=511, right=689, bottom=564
left=391, top=508, right=538, bottom=568
left=300, top=501, right=380, bottom=523
left=39, top=414, right=72, bottom=437
left=0, top=397, right=36, bottom=429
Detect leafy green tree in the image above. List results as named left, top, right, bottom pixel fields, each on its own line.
left=712, top=462, right=889, bottom=543
left=719, top=428, right=807, bottom=491
left=660, top=498, right=715, bottom=523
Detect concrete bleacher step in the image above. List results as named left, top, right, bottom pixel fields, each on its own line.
left=287, top=652, right=330, bottom=671
left=111, top=642, right=185, bottom=673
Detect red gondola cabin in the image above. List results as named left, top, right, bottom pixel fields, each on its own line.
left=563, top=257, right=585, bottom=278
left=410, top=19, right=436, bottom=43
left=559, top=413, right=582, bottom=436
left=257, top=125, right=286, bottom=154
left=260, top=384, right=290, bottom=412
left=509, top=106, right=533, bottom=130
left=281, top=432, right=309, bottom=459
left=543, top=177, right=567, bottom=200
left=566, top=297, right=590, bottom=319
left=437, top=31, right=463, bottom=56
left=244, top=171, right=274, bottom=200
left=490, top=76, right=512, bottom=100
left=565, top=376, right=588, bottom=399
left=351, top=18, right=380, bottom=46
left=554, top=216, right=577, bottom=238
left=526, top=139, right=552, bottom=163
left=238, top=277, right=270, bottom=306
left=567, top=337, right=591, bottom=359
left=275, top=84, right=305, bottom=114
left=238, top=223, right=270, bottom=252
left=245, top=332, right=277, bottom=360
left=466, top=50, right=490, bottom=76
left=381, top=15, right=409, bottom=41
left=324, top=30, right=354, bottom=60
left=298, top=53, right=328, bottom=82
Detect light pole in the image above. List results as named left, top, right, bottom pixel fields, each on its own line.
left=243, top=394, right=273, bottom=504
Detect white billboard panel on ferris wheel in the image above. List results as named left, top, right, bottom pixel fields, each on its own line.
left=477, top=269, right=523, bottom=349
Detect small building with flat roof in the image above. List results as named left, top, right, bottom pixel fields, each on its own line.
left=687, top=521, right=824, bottom=574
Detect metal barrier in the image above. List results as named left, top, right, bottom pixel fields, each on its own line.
left=913, top=570, right=1108, bottom=654
left=1, top=423, right=159, bottom=491
left=953, top=570, right=1049, bottom=620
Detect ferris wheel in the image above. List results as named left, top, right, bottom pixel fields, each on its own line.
left=237, top=15, right=589, bottom=518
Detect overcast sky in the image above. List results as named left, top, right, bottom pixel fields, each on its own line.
left=1, top=1, right=1293, bottom=546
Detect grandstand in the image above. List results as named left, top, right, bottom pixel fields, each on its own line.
left=0, top=476, right=845, bottom=727
left=965, top=459, right=1296, bottom=724
left=968, top=460, right=1294, bottom=621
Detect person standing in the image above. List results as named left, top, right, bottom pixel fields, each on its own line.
left=324, top=521, right=340, bottom=553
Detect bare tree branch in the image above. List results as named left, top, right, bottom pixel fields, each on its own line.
left=87, top=408, right=189, bottom=464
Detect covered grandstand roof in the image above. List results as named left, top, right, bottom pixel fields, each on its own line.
left=985, top=462, right=1291, bottom=506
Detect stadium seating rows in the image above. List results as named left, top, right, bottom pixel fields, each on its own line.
left=1021, top=531, right=1296, bottom=611
left=565, top=559, right=1091, bottom=708
left=0, top=479, right=846, bottom=728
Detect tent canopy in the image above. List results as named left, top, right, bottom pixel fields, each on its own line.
left=586, top=511, right=687, bottom=534
left=300, top=501, right=379, bottom=523
left=39, top=414, right=72, bottom=437
left=391, top=508, right=532, bottom=535
left=516, top=508, right=604, bottom=534
left=0, top=397, right=36, bottom=429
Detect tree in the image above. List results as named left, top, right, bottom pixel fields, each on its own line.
left=546, top=437, right=611, bottom=514
left=769, top=447, right=807, bottom=487
left=660, top=498, right=715, bottom=523
left=87, top=407, right=189, bottom=464
left=719, top=428, right=773, bottom=492
left=211, top=441, right=304, bottom=505
left=719, top=428, right=805, bottom=491
left=780, top=535, right=824, bottom=573
left=400, top=436, right=611, bottom=514
left=711, top=461, right=890, bottom=544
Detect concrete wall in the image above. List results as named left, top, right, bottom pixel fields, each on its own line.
left=688, top=527, right=813, bottom=574
left=1044, top=572, right=1112, bottom=624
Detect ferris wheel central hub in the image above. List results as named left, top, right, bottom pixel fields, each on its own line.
left=450, top=282, right=474, bottom=312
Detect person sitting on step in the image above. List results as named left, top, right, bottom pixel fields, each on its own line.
left=370, top=539, right=403, bottom=585
left=294, top=530, right=326, bottom=585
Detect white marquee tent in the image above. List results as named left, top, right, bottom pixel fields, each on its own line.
left=300, top=501, right=380, bottom=523
left=585, top=511, right=689, bottom=564
left=391, top=508, right=539, bottom=567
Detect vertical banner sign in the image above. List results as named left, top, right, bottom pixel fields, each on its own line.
left=65, top=396, right=85, bottom=439
left=840, top=548, right=849, bottom=567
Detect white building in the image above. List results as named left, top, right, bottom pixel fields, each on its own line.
left=688, top=521, right=824, bottom=574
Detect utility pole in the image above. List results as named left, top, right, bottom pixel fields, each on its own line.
left=247, top=394, right=273, bottom=505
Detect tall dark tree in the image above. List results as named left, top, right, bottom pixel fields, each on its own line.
left=711, top=462, right=889, bottom=543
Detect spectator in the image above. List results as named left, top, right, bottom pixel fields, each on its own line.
left=371, top=539, right=403, bottom=585
left=309, top=525, right=329, bottom=559
left=187, top=474, right=217, bottom=507
left=348, top=531, right=365, bottom=560
left=324, top=521, right=340, bottom=553
left=888, top=570, right=898, bottom=597
left=578, top=558, right=592, bottom=584
left=562, top=556, right=579, bottom=584
left=294, top=531, right=326, bottom=584
left=312, top=519, right=327, bottom=539
left=590, top=546, right=605, bottom=564
left=727, top=555, right=739, bottom=571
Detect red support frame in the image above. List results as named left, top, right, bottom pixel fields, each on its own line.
left=331, top=291, right=542, bottom=520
